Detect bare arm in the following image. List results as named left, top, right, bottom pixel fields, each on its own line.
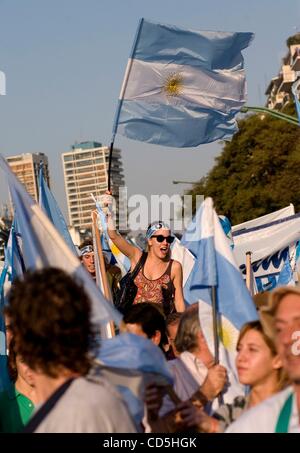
left=101, top=191, right=141, bottom=264
left=107, top=216, right=141, bottom=264
left=172, top=260, right=185, bottom=312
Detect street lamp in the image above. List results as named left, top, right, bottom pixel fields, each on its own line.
left=241, top=106, right=299, bottom=126
left=172, top=180, right=199, bottom=185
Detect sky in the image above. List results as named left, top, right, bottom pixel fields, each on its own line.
left=0, top=0, right=299, bottom=220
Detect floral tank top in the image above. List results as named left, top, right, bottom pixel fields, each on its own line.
left=133, top=259, right=175, bottom=315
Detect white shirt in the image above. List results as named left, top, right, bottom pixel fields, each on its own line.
left=226, top=386, right=300, bottom=433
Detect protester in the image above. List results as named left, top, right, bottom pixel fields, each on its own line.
left=160, top=304, right=227, bottom=416
left=79, top=239, right=96, bottom=280
left=5, top=268, right=136, bottom=433
left=123, top=302, right=168, bottom=353
left=0, top=338, right=37, bottom=432
left=189, top=319, right=288, bottom=432
left=226, top=286, right=300, bottom=433
left=101, top=192, right=185, bottom=315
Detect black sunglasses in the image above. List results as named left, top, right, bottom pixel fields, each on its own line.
left=151, top=235, right=174, bottom=244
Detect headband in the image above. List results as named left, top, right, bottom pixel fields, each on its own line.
left=80, top=245, right=93, bottom=257
left=146, top=221, right=170, bottom=240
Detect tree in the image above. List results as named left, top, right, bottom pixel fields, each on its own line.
left=187, top=113, right=300, bottom=224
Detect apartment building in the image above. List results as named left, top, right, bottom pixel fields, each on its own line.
left=6, top=153, right=50, bottom=202
left=62, top=141, right=125, bottom=230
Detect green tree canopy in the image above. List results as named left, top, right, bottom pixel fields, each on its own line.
left=188, top=113, right=300, bottom=225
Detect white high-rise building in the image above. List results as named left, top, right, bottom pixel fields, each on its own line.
left=62, top=141, right=125, bottom=230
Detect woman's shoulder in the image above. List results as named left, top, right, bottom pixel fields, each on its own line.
left=170, top=259, right=183, bottom=275
left=171, top=259, right=182, bottom=269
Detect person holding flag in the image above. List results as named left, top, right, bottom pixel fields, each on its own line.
left=99, top=193, right=185, bottom=315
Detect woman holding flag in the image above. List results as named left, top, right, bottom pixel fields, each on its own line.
left=100, top=193, right=185, bottom=315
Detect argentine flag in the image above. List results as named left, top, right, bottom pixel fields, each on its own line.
left=113, top=19, right=254, bottom=147
left=181, top=198, right=258, bottom=403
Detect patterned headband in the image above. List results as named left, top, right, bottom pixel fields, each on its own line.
left=80, top=245, right=94, bottom=256
left=145, top=221, right=170, bottom=239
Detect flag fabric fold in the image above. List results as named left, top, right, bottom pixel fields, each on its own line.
left=113, top=18, right=254, bottom=147
left=97, top=333, right=173, bottom=428
left=39, top=163, right=77, bottom=255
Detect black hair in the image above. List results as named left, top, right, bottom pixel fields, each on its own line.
left=123, top=302, right=168, bottom=350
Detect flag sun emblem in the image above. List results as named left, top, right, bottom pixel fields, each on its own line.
left=163, top=72, right=184, bottom=97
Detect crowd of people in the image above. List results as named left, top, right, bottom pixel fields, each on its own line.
left=0, top=207, right=300, bottom=434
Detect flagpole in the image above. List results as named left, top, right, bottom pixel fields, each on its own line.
left=211, top=286, right=219, bottom=364
left=212, top=286, right=223, bottom=406
left=245, top=251, right=252, bottom=292
left=91, top=210, right=115, bottom=337
left=107, top=140, right=114, bottom=193
left=108, top=19, right=144, bottom=191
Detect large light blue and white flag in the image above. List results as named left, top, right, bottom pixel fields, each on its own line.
left=181, top=197, right=258, bottom=404
left=97, top=333, right=173, bottom=429
left=39, top=163, right=77, bottom=255
left=0, top=154, right=122, bottom=327
left=5, top=218, right=25, bottom=282
left=113, top=18, right=254, bottom=147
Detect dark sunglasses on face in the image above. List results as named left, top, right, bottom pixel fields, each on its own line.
left=151, top=235, right=174, bottom=244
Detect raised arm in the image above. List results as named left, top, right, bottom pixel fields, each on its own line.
left=100, top=192, right=141, bottom=264
left=107, top=213, right=141, bottom=262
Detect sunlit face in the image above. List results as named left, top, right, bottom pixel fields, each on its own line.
left=148, top=228, right=172, bottom=259
left=81, top=252, right=95, bottom=276
left=16, top=355, right=35, bottom=387
left=236, top=329, right=280, bottom=387
left=274, top=294, right=300, bottom=383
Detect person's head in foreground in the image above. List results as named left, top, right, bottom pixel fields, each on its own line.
left=5, top=268, right=136, bottom=433
left=5, top=267, right=99, bottom=380
left=123, top=302, right=168, bottom=352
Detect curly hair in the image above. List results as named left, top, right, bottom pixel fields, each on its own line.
left=5, top=268, right=100, bottom=378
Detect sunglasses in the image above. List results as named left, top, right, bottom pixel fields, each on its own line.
left=151, top=235, right=174, bottom=244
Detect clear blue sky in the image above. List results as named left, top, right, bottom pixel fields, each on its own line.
left=0, top=0, right=299, bottom=218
